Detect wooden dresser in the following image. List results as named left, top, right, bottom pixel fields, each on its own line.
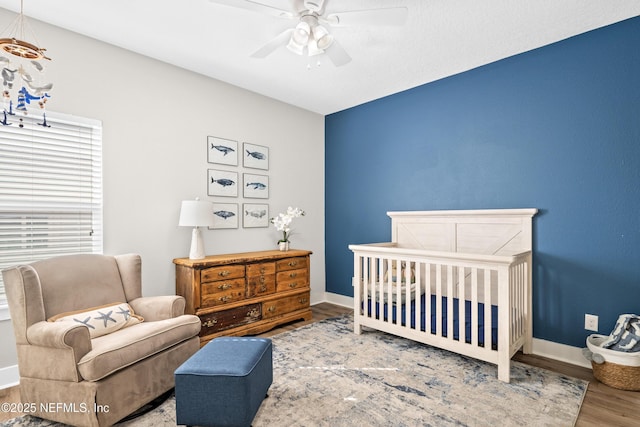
left=174, top=249, right=312, bottom=345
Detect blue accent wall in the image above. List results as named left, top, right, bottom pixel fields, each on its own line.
left=325, top=17, right=640, bottom=348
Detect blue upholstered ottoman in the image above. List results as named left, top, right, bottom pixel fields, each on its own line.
left=174, top=337, right=273, bottom=427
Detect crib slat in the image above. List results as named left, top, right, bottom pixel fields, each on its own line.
left=385, top=258, right=392, bottom=323
left=425, top=261, right=432, bottom=335
left=520, top=262, right=524, bottom=335
left=484, top=269, right=491, bottom=350
left=371, top=256, right=377, bottom=319
left=362, top=256, right=369, bottom=318
left=403, top=260, right=415, bottom=329
left=471, top=267, right=478, bottom=347
left=515, top=262, right=521, bottom=340
left=458, top=266, right=465, bottom=343
left=414, top=261, right=422, bottom=331
left=447, top=264, right=453, bottom=340
left=436, top=264, right=442, bottom=336
left=405, top=260, right=411, bottom=329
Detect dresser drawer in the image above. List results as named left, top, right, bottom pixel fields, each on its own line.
left=246, top=262, right=276, bottom=276
left=201, top=264, right=245, bottom=283
left=276, top=256, right=307, bottom=272
left=262, top=291, right=310, bottom=319
left=276, top=268, right=308, bottom=292
left=201, top=278, right=245, bottom=308
left=199, top=303, right=261, bottom=336
left=246, top=274, right=276, bottom=298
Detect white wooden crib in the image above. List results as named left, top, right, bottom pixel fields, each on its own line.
left=349, top=209, right=538, bottom=382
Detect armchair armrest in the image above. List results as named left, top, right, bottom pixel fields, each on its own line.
left=23, top=321, right=92, bottom=383
left=129, top=295, right=186, bottom=321
left=27, top=320, right=91, bottom=351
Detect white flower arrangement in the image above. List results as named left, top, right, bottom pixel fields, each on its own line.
left=270, top=206, right=305, bottom=243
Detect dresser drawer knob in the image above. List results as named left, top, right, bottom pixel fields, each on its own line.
left=299, top=298, right=308, bottom=304
left=267, top=306, right=276, bottom=312
left=217, top=283, right=232, bottom=290
left=247, top=308, right=260, bottom=317
left=260, top=285, right=267, bottom=292
left=289, top=272, right=297, bottom=278
left=288, top=260, right=298, bottom=267
left=288, top=282, right=298, bottom=288
left=218, top=296, right=232, bottom=302
left=218, top=270, right=231, bottom=277
left=203, top=319, right=218, bottom=328
left=259, top=276, right=266, bottom=284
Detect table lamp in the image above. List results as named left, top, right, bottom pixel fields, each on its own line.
left=179, top=198, right=216, bottom=259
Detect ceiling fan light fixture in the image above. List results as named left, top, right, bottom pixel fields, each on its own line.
left=313, top=25, right=333, bottom=50
left=307, top=38, right=323, bottom=56
left=292, top=21, right=310, bottom=45
left=286, top=36, right=305, bottom=55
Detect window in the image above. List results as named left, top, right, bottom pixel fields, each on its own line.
left=0, top=111, right=102, bottom=310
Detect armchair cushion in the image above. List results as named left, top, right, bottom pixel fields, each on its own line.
left=48, top=302, right=143, bottom=338
left=77, top=314, right=201, bottom=381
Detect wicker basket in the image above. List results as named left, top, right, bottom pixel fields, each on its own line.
left=587, top=334, right=640, bottom=391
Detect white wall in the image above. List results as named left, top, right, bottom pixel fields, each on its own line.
left=0, top=9, right=325, bottom=375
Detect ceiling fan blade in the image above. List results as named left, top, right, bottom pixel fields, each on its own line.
left=325, top=7, right=408, bottom=27
left=324, top=39, right=351, bottom=67
left=209, top=0, right=294, bottom=19
left=251, top=29, right=294, bottom=58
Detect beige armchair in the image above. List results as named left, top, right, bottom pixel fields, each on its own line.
left=2, top=253, right=201, bottom=426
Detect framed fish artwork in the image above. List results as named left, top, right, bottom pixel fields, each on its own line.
left=243, top=142, right=269, bottom=170
left=210, top=203, right=239, bottom=229
left=208, top=136, right=238, bottom=166
left=208, top=169, right=238, bottom=197
left=243, top=203, right=269, bottom=228
left=243, top=173, right=269, bottom=199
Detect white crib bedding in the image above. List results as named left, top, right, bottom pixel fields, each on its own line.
left=366, top=281, right=423, bottom=304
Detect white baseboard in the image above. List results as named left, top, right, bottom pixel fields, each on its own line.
left=320, top=292, right=353, bottom=308
left=0, top=365, right=19, bottom=390
left=319, top=292, right=592, bottom=369
left=531, top=337, right=591, bottom=368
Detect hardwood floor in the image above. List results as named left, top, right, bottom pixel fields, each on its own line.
left=1, top=302, right=638, bottom=426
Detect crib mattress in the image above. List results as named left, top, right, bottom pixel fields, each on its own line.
left=364, top=294, right=498, bottom=349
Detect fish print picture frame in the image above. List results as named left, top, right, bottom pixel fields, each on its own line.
left=243, top=203, right=269, bottom=228
left=210, top=203, right=239, bottom=229
left=243, top=173, right=269, bottom=199
left=243, top=142, right=269, bottom=170
left=208, top=169, right=238, bottom=197
left=208, top=136, right=238, bottom=166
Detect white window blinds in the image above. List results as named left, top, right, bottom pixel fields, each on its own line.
left=0, top=112, right=103, bottom=306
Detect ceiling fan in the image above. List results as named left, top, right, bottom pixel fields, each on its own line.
left=208, top=0, right=408, bottom=67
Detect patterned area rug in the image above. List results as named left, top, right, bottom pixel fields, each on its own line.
left=5, top=315, right=587, bottom=427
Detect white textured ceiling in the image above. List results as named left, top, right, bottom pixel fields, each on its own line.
left=0, top=0, right=639, bottom=115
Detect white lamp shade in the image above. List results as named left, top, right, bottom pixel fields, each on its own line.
left=179, top=200, right=216, bottom=227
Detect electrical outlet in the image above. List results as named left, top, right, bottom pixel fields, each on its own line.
left=585, top=314, right=598, bottom=332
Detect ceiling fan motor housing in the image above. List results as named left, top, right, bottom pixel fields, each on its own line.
left=303, top=0, right=325, bottom=13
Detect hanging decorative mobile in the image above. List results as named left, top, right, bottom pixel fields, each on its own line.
left=0, top=0, right=53, bottom=124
